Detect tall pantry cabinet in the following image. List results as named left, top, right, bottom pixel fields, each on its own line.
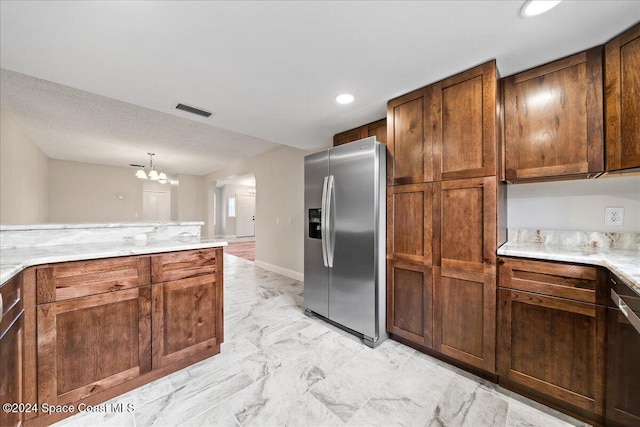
left=386, top=60, right=505, bottom=375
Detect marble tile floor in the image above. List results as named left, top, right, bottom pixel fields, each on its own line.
left=53, top=254, right=590, bottom=427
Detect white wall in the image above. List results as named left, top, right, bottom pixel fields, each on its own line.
left=507, top=175, right=640, bottom=232
left=48, top=159, right=144, bottom=222
left=203, top=145, right=308, bottom=279
left=0, top=111, right=49, bottom=224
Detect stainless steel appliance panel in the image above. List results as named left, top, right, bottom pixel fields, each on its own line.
left=304, top=151, right=330, bottom=317
left=327, top=139, right=379, bottom=338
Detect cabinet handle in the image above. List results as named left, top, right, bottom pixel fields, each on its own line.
left=611, top=289, right=640, bottom=335
left=0, top=293, right=3, bottom=322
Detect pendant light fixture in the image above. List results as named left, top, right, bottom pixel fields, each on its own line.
left=131, top=153, right=170, bottom=184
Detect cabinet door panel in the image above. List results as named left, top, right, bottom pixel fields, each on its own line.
left=433, top=61, right=497, bottom=180
left=0, top=313, right=24, bottom=427
left=498, top=288, right=605, bottom=416
left=151, top=248, right=219, bottom=283
left=505, top=48, right=603, bottom=180
left=37, top=287, right=152, bottom=406
left=606, top=23, right=640, bottom=171
left=386, top=260, right=432, bottom=347
left=387, top=183, right=433, bottom=265
left=37, top=256, right=150, bottom=303
left=437, top=177, right=497, bottom=275
left=152, top=274, right=219, bottom=369
left=387, top=87, right=433, bottom=184
left=434, top=268, right=495, bottom=373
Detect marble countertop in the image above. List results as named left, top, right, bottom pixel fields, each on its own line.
left=498, top=242, right=640, bottom=296
left=0, top=221, right=204, bottom=231
left=0, top=238, right=227, bottom=286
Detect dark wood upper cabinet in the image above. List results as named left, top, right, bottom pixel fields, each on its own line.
left=333, top=118, right=387, bottom=147
left=387, top=86, right=433, bottom=185
left=366, top=118, right=387, bottom=144
left=504, top=47, right=604, bottom=181
left=333, top=126, right=368, bottom=147
left=433, top=61, right=498, bottom=181
left=605, top=23, right=640, bottom=172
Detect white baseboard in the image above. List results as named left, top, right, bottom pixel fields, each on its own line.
left=254, top=260, right=304, bottom=282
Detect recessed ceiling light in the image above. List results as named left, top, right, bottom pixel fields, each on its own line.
left=335, top=93, right=355, bottom=104
left=520, top=0, right=562, bottom=18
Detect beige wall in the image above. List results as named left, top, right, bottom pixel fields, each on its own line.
left=174, top=174, right=204, bottom=221
left=49, top=162, right=207, bottom=223
left=203, top=145, right=308, bottom=279
left=0, top=111, right=49, bottom=224
left=48, top=159, right=144, bottom=222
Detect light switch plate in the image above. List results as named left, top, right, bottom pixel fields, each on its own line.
left=605, top=207, right=624, bottom=226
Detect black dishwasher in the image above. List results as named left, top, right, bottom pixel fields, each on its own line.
left=606, top=273, right=640, bottom=427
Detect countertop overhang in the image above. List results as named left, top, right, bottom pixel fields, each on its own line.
left=0, top=238, right=228, bottom=286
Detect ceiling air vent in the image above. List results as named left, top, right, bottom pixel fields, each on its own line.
left=175, top=103, right=213, bottom=118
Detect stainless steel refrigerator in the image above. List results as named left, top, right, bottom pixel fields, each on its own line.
left=304, top=137, right=387, bottom=347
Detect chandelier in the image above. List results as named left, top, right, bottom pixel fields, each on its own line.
left=131, top=153, right=169, bottom=184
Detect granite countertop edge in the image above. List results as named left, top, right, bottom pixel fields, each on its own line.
left=497, top=242, right=640, bottom=296
left=0, top=238, right=228, bottom=286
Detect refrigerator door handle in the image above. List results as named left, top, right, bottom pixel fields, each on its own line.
left=326, top=175, right=335, bottom=268
left=320, top=176, right=329, bottom=267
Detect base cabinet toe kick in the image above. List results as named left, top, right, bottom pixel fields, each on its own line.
left=0, top=247, right=224, bottom=426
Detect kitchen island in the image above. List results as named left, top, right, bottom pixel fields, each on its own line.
left=0, top=222, right=227, bottom=426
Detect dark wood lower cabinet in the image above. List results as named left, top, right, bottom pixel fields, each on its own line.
left=434, top=267, right=496, bottom=373
left=9, top=247, right=224, bottom=426
left=498, top=258, right=607, bottom=423
left=386, top=260, right=433, bottom=347
left=0, top=273, right=26, bottom=427
left=37, top=287, right=152, bottom=406
left=152, top=274, right=220, bottom=369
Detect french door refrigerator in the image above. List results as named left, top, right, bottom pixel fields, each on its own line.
left=304, top=137, right=387, bottom=347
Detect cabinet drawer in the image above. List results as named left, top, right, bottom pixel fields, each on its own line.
left=36, top=257, right=150, bottom=304
left=498, top=258, right=602, bottom=304
left=151, top=248, right=220, bottom=283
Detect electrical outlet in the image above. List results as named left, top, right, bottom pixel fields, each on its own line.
left=605, top=207, right=624, bottom=226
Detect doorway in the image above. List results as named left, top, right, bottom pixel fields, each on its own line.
left=142, top=190, right=171, bottom=221
left=236, top=195, right=256, bottom=237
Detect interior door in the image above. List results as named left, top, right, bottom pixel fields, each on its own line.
left=236, top=195, right=255, bottom=237
left=143, top=190, right=171, bottom=222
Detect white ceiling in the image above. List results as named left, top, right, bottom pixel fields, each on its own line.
left=1, top=1, right=639, bottom=176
